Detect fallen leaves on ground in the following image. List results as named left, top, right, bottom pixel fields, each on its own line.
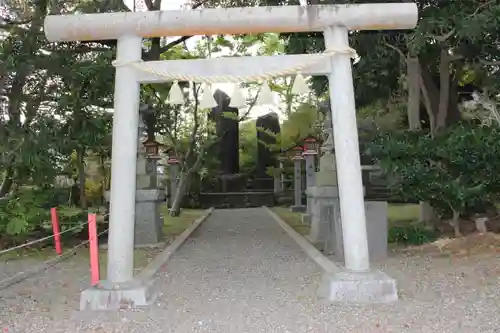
left=399, top=232, right=500, bottom=258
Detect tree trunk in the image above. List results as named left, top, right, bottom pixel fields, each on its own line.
left=76, top=148, right=87, bottom=209
left=451, top=209, right=461, bottom=238
left=436, top=49, right=451, bottom=132
left=169, top=170, right=189, bottom=217
left=419, top=52, right=461, bottom=134
left=407, top=57, right=436, bottom=224
left=419, top=201, right=437, bottom=225
left=446, top=66, right=461, bottom=125
left=419, top=53, right=461, bottom=224
left=419, top=63, right=440, bottom=133
left=407, top=55, right=421, bottom=130
left=0, top=9, right=45, bottom=199
left=0, top=167, right=14, bottom=197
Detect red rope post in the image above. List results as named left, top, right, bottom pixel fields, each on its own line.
left=88, top=213, right=100, bottom=286
left=50, top=207, right=62, bottom=255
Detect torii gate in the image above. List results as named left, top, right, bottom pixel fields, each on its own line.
left=44, top=4, right=418, bottom=309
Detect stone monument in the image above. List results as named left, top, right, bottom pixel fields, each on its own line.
left=279, top=156, right=286, bottom=192
left=134, top=107, right=165, bottom=247
left=301, top=137, right=318, bottom=224
left=306, top=109, right=341, bottom=254
left=256, top=112, right=280, bottom=190
left=307, top=102, right=389, bottom=262
left=213, top=89, right=240, bottom=174
left=273, top=170, right=281, bottom=194
left=290, top=146, right=306, bottom=212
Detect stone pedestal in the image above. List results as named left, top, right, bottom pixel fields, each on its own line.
left=308, top=190, right=389, bottom=262
left=80, top=279, right=157, bottom=310
left=135, top=189, right=165, bottom=246
left=302, top=150, right=317, bottom=224
left=290, top=156, right=306, bottom=212
left=332, top=201, right=389, bottom=263
left=104, top=161, right=166, bottom=247
left=137, top=157, right=157, bottom=188
left=306, top=186, right=340, bottom=254
left=279, top=160, right=285, bottom=192
left=134, top=133, right=165, bottom=246
left=318, top=269, right=398, bottom=304
left=273, top=174, right=281, bottom=194
left=307, top=119, right=340, bottom=252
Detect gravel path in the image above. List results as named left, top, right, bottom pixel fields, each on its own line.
left=1, top=207, right=500, bottom=332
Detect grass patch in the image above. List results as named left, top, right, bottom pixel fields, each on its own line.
left=388, top=225, right=437, bottom=245
left=1, top=208, right=207, bottom=268
left=388, top=203, right=420, bottom=224
left=0, top=243, right=156, bottom=272
left=0, top=247, right=64, bottom=261
left=387, top=204, right=436, bottom=245
left=271, top=207, right=310, bottom=236
left=271, top=203, right=432, bottom=246
left=161, top=208, right=206, bottom=237
left=271, top=204, right=420, bottom=238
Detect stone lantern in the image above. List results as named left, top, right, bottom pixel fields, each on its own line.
left=303, top=136, right=320, bottom=154
left=134, top=124, right=165, bottom=248
left=142, top=139, right=162, bottom=159
left=289, top=145, right=306, bottom=212
left=276, top=152, right=287, bottom=192
left=302, top=136, right=319, bottom=223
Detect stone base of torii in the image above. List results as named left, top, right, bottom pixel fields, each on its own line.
left=43, top=4, right=418, bottom=310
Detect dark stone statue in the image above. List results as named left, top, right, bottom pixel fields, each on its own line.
left=255, top=112, right=280, bottom=189
left=204, top=90, right=246, bottom=192
left=209, top=89, right=240, bottom=175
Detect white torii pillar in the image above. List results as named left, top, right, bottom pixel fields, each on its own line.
left=44, top=4, right=417, bottom=309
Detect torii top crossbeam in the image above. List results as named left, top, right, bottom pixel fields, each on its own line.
left=44, top=4, right=417, bottom=42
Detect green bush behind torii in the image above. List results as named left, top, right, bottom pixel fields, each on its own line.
left=369, top=122, right=500, bottom=237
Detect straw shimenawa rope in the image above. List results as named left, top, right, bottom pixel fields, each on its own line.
left=112, top=47, right=358, bottom=83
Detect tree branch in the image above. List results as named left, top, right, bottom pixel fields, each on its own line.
left=0, top=138, right=24, bottom=165
left=431, top=29, right=456, bottom=43
left=479, top=59, right=500, bottom=66
left=156, top=0, right=210, bottom=54
left=45, top=44, right=112, bottom=54
left=383, top=42, right=406, bottom=59
left=429, top=2, right=493, bottom=44
left=470, top=0, right=494, bottom=17
left=238, top=87, right=261, bottom=121
left=0, top=18, right=32, bottom=28
left=183, top=83, right=201, bottom=170
left=188, top=137, right=218, bottom=174
left=146, top=85, right=180, bottom=150
left=144, top=0, right=155, bottom=10
left=158, top=36, right=194, bottom=55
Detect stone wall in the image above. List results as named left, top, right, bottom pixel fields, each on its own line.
left=197, top=192, right=276, bottom=209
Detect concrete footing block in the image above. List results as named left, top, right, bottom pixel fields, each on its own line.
left=301, top=213, right=311, bottom=224
left=290, top=205, right=306, bottom=213
left=81, top=208, right=214, bottom=311
left=80, top=279, right=157, bottom=311
left=318, top=269, right=398, bottom=304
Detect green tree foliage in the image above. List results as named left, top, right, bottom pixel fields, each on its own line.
left=0, top=0, right=127, bottom=241
left=265, top=0, right=500, bottom=130
left=370, top=123, right=500, bottom=237
left=239, top=120, right=258, bottom=174
left=277, top=102, right=320, bottom=150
